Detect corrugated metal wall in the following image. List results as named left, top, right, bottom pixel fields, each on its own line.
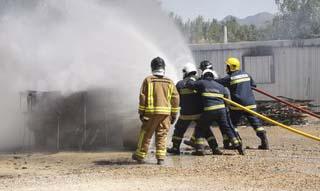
left=190, top=39, right=320, bottom=111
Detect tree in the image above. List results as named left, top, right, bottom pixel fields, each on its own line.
left=207, top=19, right=223, bottom=43
left=168, top=13, right=267, bottom=43
left=273, top=0, right=320, bottom=39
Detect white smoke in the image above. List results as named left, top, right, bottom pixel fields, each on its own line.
left=0, top=0, right=194, bottom=151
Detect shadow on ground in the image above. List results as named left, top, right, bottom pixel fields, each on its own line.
left=93, top=159, right=137, bottom=166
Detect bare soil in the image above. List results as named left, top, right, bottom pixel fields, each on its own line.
left=0, top=125, right=320, bottom=191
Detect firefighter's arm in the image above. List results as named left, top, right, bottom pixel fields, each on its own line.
left=216, top=75, right=231, bottom=87
left=138, top=78, right=148, bottom=116
left=223, top=87, right=231, bottom=99
left=222, top=87, right=232, bottom=109
left=250, top=76, right=257, bottom=88
left=170, top=83, right=180, bottom=124
left=185, top=76, right=200, bottom=90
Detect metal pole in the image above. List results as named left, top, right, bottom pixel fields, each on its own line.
left=223, top=25, right=228, bottom=44
left=222, top=97, right=320, bottom=142
left=253, top=87, right=320, bottom=119
left=19, top=92, right=25, bottom=149
left=105, top=109, right=108, bottom=145
left=19, top=92, right=22, bottom=111
left=83, top=93, right=87, bottom=150
left=57, top=116, right=60, bottom=151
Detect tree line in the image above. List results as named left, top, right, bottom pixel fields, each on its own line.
left=169, top=0, right=320, bottom=43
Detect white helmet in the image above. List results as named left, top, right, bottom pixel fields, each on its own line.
left=202, top=69, right=219, bottom=79
left=182, top=63, right=197, bottom=77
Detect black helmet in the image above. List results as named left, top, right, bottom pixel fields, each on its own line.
left=199, top=60, right=213, bottom=71
left=151, top=57, right=165, bottom=71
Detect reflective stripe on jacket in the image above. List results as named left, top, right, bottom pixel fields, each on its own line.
left=186, top=77, right=228, bottom=112
left=216, top=70, right=257, bottom=107
left=176, top=78, right=203, bottom=116
left=139, top=75, right=180, bottom=116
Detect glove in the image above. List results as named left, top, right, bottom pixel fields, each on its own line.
left=188, top=75, right=197, bottom=81
left=139, top=114, right=144, bottom=122
left=171, top=116, right=177, bottom=124
left=139, top=114, right=149, bottom=123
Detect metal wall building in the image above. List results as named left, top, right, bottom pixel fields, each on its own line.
left=190, top=39, right=320, bottom=111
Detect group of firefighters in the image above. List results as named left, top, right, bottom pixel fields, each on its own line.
left=132, top=56, right=269, bottom=165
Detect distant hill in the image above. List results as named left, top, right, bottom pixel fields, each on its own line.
left=222, top=12, right=274, bottom=28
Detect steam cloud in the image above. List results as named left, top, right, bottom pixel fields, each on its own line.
left=0, top=0, right=194, bottom=151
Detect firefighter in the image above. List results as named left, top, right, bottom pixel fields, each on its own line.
left=183, top=60, right=240, bottom=150
left=216, top=57, right=269, bottom=150
left=132, top=57, right=180, bottom=165
left=183, top=60, right=217, bottom=148
left=167, top=63, right=204, bottom=155
left=180, top=61, right=221, bottom=151
left=199, top=60, right=214, bottom=71
left=198, top=61, right=240, bottom=149
left=186, top=69, right=245, bottom=155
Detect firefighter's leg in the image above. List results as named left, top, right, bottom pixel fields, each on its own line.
left=191, top=124, right=206, bottom=156
left=155, top=115, right=171, bottom=161
left=198, top=112, right=222, bottom=155
left=167, top=119, right=191, bottom=155
left=183, top=130, right=197, bottom=149
left=206, top=129, right=223, bottom=155
left=133, top=116, right=159, bottom=161
left=246, top=111, right=269, bottom=150
left=215, top=109, right=244, bottom=155
left=224, top=110, right=242, bottom=149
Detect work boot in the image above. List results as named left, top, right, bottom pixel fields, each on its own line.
left=235, top=144, right=245, bottom=155
left=193, top=144, right=205, bottom=156
left=157, top=159, right=165, bottom=165
left=167, top=147, right=180, bottom=155
left=230, top=137, right=245, bottom=155
left=192, top=149, right=205, bottom=156
left=207, top=137, right=222, bottom=155
left=212, top=147, right=223, bottom=155
left=223, top=140, right=235, bottom=150
left=131, top=153, right=145, bottom=164
left=258, top=141, right=269, bottom=150
left=257, top=132, right=269, bottom=150
left=183, top=139, right=196, bottom=148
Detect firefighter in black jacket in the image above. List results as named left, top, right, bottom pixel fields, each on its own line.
left=167, top=63, right=205, bottom=154
left=186, top=69, right=245, bottom=155
left=182, top=61, right=220, bottom=149
left=193, top=60, right=241, bottom=150
left=217, top=57, right=269, bottom=150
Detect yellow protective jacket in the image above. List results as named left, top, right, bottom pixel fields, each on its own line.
left=138, top=75, right=180, bottom=117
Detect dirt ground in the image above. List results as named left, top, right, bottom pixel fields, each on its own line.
left=0, top=125, right=320, bottom=191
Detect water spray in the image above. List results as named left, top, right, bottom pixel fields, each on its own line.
left=0, top=0, right=195, bottom=151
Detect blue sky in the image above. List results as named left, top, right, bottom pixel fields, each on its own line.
left=160, top=0, right=278, bottom=20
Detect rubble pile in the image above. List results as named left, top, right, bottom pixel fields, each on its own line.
left=239, top=98, right=317, bottom=126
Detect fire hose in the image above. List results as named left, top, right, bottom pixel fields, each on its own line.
left=253, top=87, right=320, bottom=119
left=222, top=97, right=320, bottom=142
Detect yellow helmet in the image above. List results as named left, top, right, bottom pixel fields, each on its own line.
left=225, top=57, right=241, bottom=72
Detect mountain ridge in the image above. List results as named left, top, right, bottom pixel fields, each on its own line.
left=222, top=12, right=274, bottom=27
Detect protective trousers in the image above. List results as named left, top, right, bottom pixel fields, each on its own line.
left=222, top=110, right=242, bottom=147
left=171, top=119, right=204, bottom=148
left=134, top=114, right=171, bottom=160
left=171, top=119, right=193, bottom=148
left=195, top=109, right=240, bottom=150
left=229, top=109, right=266, bottom=135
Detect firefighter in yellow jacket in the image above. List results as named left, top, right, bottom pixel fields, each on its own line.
left=132, top=57, right=180, bottom=165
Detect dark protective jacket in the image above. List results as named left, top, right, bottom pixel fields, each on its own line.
left=216, top=70, right=257, bottom=110
left=186, top=77, right=228, bottom=112
left=176, top=78, right=203, bottom=120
